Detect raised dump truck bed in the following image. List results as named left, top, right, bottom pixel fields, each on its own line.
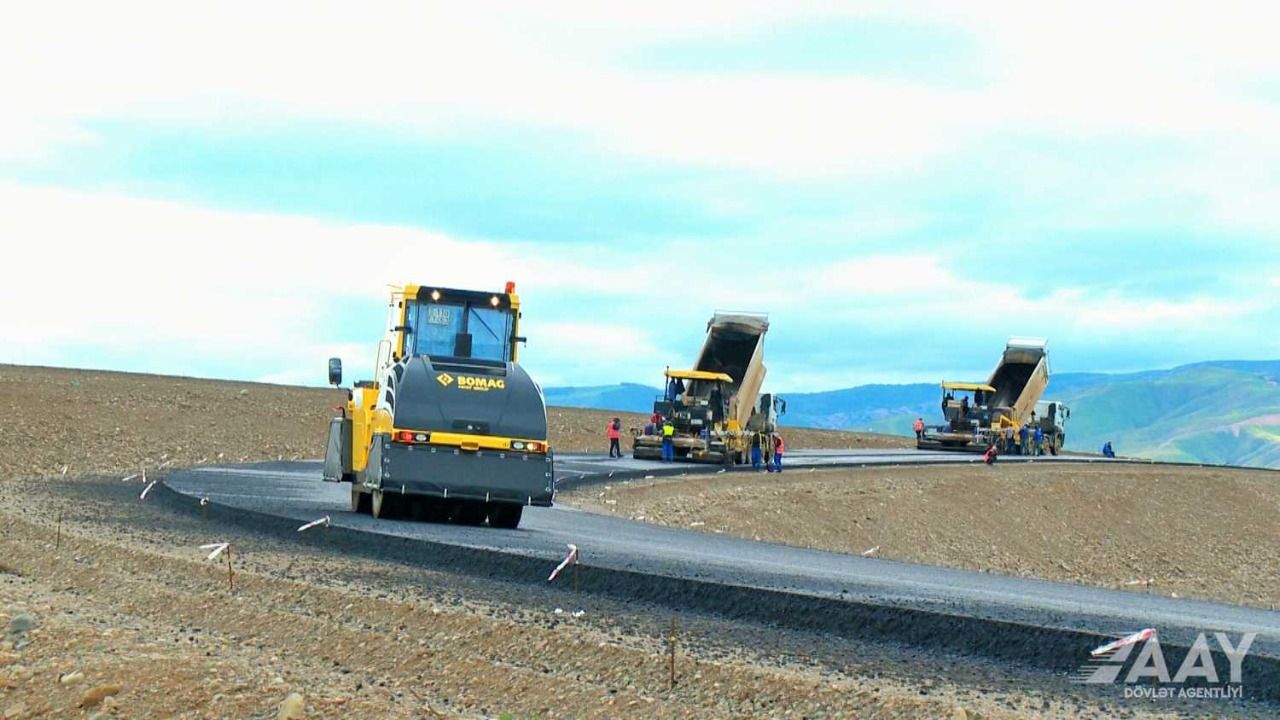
left=634, top=312, right=782, bottom=464
left=988, top=337, right=1049, bottom=427
left=919, top=337, right=1051, bottom=453
left=694, top=313, right=769, bottom=429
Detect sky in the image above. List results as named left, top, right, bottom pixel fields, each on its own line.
left=2, top=2, right=1279, bottom=392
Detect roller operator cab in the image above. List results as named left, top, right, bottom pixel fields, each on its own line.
left=322, top=283, right=552, bottom=528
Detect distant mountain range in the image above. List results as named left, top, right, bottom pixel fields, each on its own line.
left=544, top=361, right=1280, bottom=469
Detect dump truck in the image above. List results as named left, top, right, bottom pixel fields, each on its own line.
left=919, top=337, right=1050, bottom=452
left=633, top=313, right=785, bottom=464
left=322, top=282, right=553, bottom=527
left=1035, top=400, right=1070, bottom=455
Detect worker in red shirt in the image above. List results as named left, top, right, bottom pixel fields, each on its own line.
left=772, top=434, right=785, bottom=473
left=606, top=417, right=622, bottom=458
left=912, top=417, right=925, bottom=441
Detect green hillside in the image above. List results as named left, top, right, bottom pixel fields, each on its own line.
left=1061, top=365, right=1280, bottom=466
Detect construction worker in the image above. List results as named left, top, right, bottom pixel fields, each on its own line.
left=750, top=432, right=763, bottom=471
left=912, top=417, right=925, bottom=441
left=772, top=434, right=785, bottom=473
left=1003, top=424, right=1015, bottom=454
left=660, top=417, right=675, bottom=462
left=666, top=375, right=684, bottom=403
left=1102, top=440, right=1115, bottom=458
left=983, top=443, right=998, bottom=465
left=1033, top=425, right=1044, bottom=456
left=1018, top=424, right=1030, bottom=455
left=606, top=417, right=622, bottom=458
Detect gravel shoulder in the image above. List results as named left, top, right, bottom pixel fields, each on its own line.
left=560, top=463, right=1280, bottom=609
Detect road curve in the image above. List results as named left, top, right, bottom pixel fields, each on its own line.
left=161, top=450, right=1280, bottom=699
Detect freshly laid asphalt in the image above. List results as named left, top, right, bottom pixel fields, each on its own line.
left=162, top=450, right=1280, bottom=699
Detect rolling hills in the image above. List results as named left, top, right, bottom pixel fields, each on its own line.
left=545, top=360, right=1280, bottom=468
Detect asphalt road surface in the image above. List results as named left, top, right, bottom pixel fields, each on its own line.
left=165, top=451, right=1280, bottom=662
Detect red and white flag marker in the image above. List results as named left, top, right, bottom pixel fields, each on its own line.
left=548, top=544, right=579, bottom=582
left=200, top=542, right=230, bottom=560
left=1092, top=628, right=1156, bottom=657
left=297, top=516, right=332, bottom=533
left=199, top=542, right=235, bottom=590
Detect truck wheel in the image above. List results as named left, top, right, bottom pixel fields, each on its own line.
left=489, top=503, right=523, bottom=529
left=371, top=489, right=398, bottom=519
left=351, top=485, right=371, bottom=514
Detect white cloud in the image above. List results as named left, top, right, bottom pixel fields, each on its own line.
left=817, top=255, right=953, bottom=295
left=785, top=252, right=1252, bottom=337
left=6, top=2, right=1275, bottom=182
left=0, top=183, right=677, bottom=383
left=0, top=183, right=1270, bottom=389
left=523, top=322, right=671, bottom=387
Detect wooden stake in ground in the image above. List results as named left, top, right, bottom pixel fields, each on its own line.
left=669, top=617, right=678, bottom=690
left=200, top=542, right=234, bottom=591
left=55, top=509, right=63, bottom=551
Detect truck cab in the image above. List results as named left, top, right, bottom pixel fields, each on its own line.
left=1035, top=400, right=1070, bottom=455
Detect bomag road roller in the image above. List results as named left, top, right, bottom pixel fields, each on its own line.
left=322, top=282, right=552, bottom=528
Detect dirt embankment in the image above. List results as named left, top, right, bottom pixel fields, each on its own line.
left=0, top=365, right=341, bottom=479
left=562, top=463, right=1280, bottom=609
left=0, top=364, right=903, bottom=481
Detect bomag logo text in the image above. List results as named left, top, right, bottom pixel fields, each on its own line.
left=456, top=375, right=505, bottom=392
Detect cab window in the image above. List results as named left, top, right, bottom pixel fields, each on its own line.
left=404, top=300, right=513, bottom=362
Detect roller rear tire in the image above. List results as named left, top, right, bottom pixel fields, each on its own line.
left=371, top=489, right=399, bottom=519
left=351, top=485, right=371, bottom=514
left=488, top=503, right=523, bottom=529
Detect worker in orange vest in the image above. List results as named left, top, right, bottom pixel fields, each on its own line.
left=912, top=417, right=925, bottom=441
left=772, top=434, right=785, bottom=473
left=606, top=417, right=622, bottom=458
